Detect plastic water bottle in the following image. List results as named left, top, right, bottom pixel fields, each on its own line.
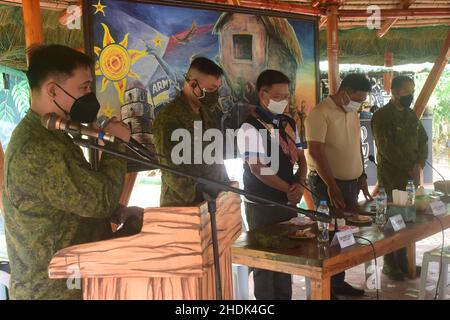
left=376, top=187, right=387, bottom=228
left=406, top=179, right=415, bottom=206
left=317, top=200, right=330, bottom=243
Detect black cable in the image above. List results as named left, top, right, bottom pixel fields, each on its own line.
left=73, top=138, right=332, bottom=223
left=354, top=235, right=380, bottom=300
left=125, top=137, right=330, bottom=217
left=431, top=215, right=445, bottom=300
left=127, top=135, right=326, bottom=209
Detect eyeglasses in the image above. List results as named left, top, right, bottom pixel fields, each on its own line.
left=185, top=74, right=221, bottom=98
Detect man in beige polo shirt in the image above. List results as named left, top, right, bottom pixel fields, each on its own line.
left=306, top=73, right=372, bottom=299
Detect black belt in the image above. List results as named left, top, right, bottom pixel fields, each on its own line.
left=308, top=170, right=358, bottom=183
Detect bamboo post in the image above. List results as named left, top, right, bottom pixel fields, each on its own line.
left=22, top=0, right=44, bottom=60
left=383, top=52, right=393, bottom=95
left=326, top=4, right=340, bottom=94
left=413, top=30, right=450, bottom=118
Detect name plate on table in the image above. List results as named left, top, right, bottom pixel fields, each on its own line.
left=428, top=201, right=446, bottom=216
left=331, top=230, right=356, bottom=248
left=385, top=214, right=406, bottom=232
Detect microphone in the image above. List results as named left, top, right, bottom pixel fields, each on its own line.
left=96, top=115, right=162, bottom=160
left=41, top=113, right=116, bottom=143
left=368, top=154, right=378, bottom=166
left=96, top=114, right=111, bottom=131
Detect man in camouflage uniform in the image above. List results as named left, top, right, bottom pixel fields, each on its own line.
left=372, top=75, right=428, bottom=281
left=2, top=45, right=131, bottom=299
left=153, top=57, right=229, bottom=207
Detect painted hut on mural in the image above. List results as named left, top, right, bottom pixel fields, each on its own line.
left=213, top=13, right=303, bottom=105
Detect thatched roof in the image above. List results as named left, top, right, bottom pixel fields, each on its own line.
left=213, top=12, right=303, bottom=65
left=0, top=4, right=83, bottom=70
left=1, top=0, right=448, bottom=70
left=319, top=26, right=450, bottom=65
left=245, top=0, right=450, bottom=29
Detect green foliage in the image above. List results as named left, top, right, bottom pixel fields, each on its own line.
left=11, top=79, right=30, bottom=118
left=0, top=69, right=29, bottom=149
left=432, top=71, right=450, bottom=136
left=0, top=97, right=15, bottom=123
left=417, top=69, right=450, bottom=159
left=432, top=70, right=450, bottom=160
left=0, top=75, right=29, bottom=124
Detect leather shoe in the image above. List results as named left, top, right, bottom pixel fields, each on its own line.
left=382, top=266, right=405, bottom=281
left=332, top=281, right=365, bottom=297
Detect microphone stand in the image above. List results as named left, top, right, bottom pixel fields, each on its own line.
left=75, top=139, right=331, bottom=223
left=73, top=138, right=331, bottom=300
left=202, top=189, right=222, bottom=299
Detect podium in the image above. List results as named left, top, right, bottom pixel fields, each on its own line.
left=48, top=189, right=242, bottom=300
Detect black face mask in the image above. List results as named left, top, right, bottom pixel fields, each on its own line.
left=399, top=94, right=414, bottom=109
left=190, top=79, right=220, bottom=108
left=199, top=90, right=219, bottom=108
left=54, top=84, right=100, bottom=124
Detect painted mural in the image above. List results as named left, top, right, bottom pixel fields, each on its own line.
left=89, top=0, right=318, bottom=151
left=0, top=67, right=29, bottom=151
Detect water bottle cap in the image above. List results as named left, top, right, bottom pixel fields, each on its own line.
left=320, top=200, right=327, bottom=206
left=379, top=187, right=385, bottom=191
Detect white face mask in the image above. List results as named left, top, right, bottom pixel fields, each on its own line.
left=267, top=99, right=289, bottom=115
left=342, top=92, right=361, bottom=113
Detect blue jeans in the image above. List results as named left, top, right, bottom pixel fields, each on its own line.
left=307, top=171, right=359, bottom=287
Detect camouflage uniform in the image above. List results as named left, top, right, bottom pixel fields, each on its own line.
left=371, top=101, right=428, bottom=276
left=371, top=101, right=428, bottom=196
left=2, top=109, right=127, bottom=299
left=153, top=94, right=229, bottom=207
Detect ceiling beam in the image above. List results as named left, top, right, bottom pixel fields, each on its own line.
left=319, top=16, right=327, bottom=29
left=377, top=19, right=398, bottom=38
left=0, top=0, right=72, bottom=10
left=227, top=0, right=240, bottom=5
left=377, top=0, right=416, bottom=38
left=400, top=0, right=416, bottom=8
left=196, top=0, right=322, bottom=15
left=58, top=4, right=81, bottom=26
left=339, top=8, right=450, bottom=18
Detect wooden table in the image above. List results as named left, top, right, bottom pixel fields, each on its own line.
left=232, top=207, right=450, bottom=300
